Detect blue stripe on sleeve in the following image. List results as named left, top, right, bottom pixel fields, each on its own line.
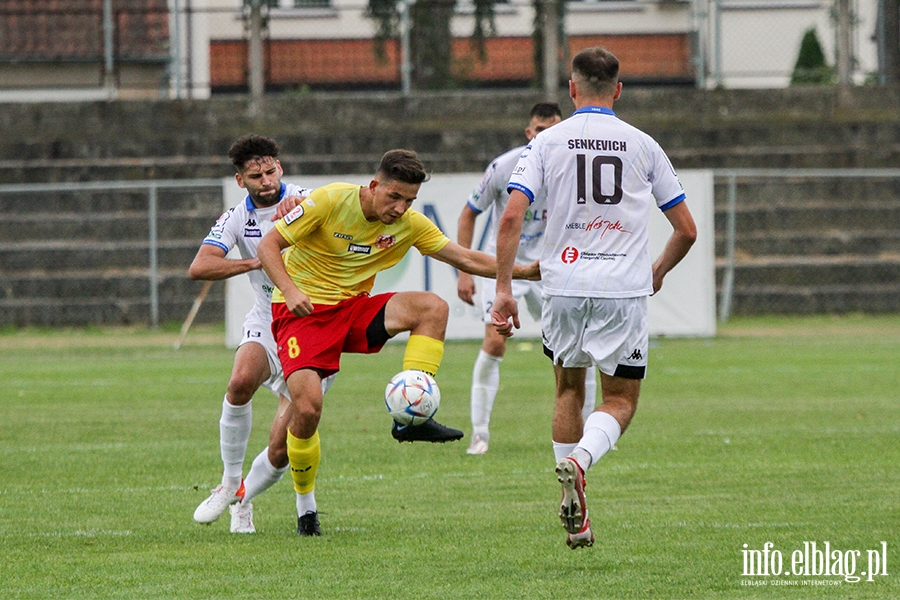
left=659, top=193, right=686, bottom=212
left=201, top=239, right=229, bottom=253
left=507, top=183, right=535, bottom=203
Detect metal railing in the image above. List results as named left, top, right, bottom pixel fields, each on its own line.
left=0, top=178, right=221, bottom=328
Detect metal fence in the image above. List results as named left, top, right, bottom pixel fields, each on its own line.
left=0, top=0, right=888, bottom=100
left=1, top=169, right=898, bottom=330
left=0, top=179, right=222, bottom=328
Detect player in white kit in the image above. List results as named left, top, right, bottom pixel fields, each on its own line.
left=456, top=103, right=598, bottom=455
left=492, top=48, right=697, bottom=548
left=189, top=135, right=334, bottom=533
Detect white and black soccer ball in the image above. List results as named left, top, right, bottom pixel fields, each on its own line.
left=384, top=370, right=441, bottom=426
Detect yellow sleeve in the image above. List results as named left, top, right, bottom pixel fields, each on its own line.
left=408, top=210, right=450, bottom=255
left=275, top=188, right=330, bottom=245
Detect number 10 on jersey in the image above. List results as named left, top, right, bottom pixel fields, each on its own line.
left=576, top=154, right=623, bottom=205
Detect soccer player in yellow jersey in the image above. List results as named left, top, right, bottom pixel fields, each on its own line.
left=257, top=149, right=538, bottom=536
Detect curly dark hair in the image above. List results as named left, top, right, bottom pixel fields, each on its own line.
left=228, top=134, right=280, bottom=172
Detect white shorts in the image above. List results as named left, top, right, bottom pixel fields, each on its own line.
left=541, top=295, right=648, bottom=379
left=479, top=276, right=543, bottom=324
left=239, top=308, right=289, bottom=398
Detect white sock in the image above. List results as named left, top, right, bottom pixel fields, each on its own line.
left=552, top=441, right=578, bottom=462
left=583, top=368, right=598, bottom=420
left=471, top=350, right=502, bottom=436
left=242, top=447, right=288, bottom=505
left=297, top=490, right=317, bottom=516
left=219, top=396, right=252, bottom=482
left=575, top=411, right=622, bottom=471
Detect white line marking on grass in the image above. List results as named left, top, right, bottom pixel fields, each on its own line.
left=17, top=530, right=134, bottom=539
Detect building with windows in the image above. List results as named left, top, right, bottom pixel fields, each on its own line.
left=0, top=0, right=885, bottom=101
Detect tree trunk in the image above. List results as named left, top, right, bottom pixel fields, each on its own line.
left=410, top=0, right=456, bottom=89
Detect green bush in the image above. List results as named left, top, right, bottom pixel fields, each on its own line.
left=791, top=27, right=835, bottom=85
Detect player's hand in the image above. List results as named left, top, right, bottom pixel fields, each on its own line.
left=651, top=259, right=664, bottom=295
left=490, top=291, right=519, bottom=338
left=246, top=257, right=262, bottom=271
left=272, top=195, right=306, bottom=221
left=457, top=272, right=476, bottom=305
left=284, top=288, right=314, bottom=317
left=514, top=260, right=541, bottom=281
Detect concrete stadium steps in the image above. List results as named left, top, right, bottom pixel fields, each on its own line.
left=0, top=240, right=201, bottom=272
left=0, top=87, right=898, bottom=325
left=0, top=270, right=222, bottom=327
left=721, top=283, right=900, bottom=315
left=716, top=230, right=900, bottom=257
left=0, top=211, right=219, bottom=243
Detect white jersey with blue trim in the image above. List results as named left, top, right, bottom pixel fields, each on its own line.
left=466, top=145, right=547, bottom=264
left=201, top=182, right=313, bottom=316
left=507, top=106, right=686, bottom=298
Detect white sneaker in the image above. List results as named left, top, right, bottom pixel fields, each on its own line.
left=193, top=479, right=245, bottom=524
left=230, top=502, right=255, bottom=533
left=466, top=434, right=489, bottom=455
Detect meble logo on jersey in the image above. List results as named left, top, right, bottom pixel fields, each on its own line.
left=565, top=217, right=631, bottom=239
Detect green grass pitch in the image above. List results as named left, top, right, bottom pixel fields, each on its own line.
left=1, top=315, right=898, bottom=599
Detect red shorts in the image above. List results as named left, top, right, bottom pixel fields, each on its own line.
left=271, top=293, right=396, bottom=379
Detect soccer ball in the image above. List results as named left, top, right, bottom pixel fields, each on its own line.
left=384, top=370, right=441, bottom=426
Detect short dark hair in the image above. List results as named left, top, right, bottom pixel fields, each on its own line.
left=571, top=47, right=620, bottom=97
left=376, top=149, right=429, bottom=185
left=228, top=134, right=280, bottom=172
left=530, top=102, right=562, bottom=120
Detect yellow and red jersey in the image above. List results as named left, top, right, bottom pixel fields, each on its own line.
left=273, top=182, right=449, bottom=305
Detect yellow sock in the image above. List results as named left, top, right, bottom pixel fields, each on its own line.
left=403, top=334, right=444, bottom=375
left=286, top=429, right=320, bottom=495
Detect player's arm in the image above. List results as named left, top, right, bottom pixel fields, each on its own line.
left=429, top=241, right=538, bottom=281
left=188, top=243, right=260, bottom=281
left=456, top=204, right=479, bottom=305
left=257, top=228, right=314, bottom=317
left=652, top=200, right=697, bottom=295
left=490, top=189, right=530, bottom=336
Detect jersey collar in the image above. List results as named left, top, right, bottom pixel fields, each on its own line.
left=244, top=182, right=287, bottom=211
left=572, top=106, right=617, bottom=117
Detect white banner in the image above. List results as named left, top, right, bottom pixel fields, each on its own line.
left=224, top=170, right=714, bottom=347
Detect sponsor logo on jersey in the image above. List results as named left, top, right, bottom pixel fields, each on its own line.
left=375, top=234, right=396, bottom=249
left=215, top=210, right=233, bottom=227
left=333, top=232, right=353, bottom=240
left=243, top=228, right=262, bottom=238
left=580, top=251, right=626, bottom=261
left=246, top=218, right=257, bottom=227
left=283, top=205, right=304, bottom=225
left=587, top=217, right=631, bottom=238
left=564, top=217, right=632, bottom=239
left=524, top=208, right=546, bottom=222
left=349, top=243, right=372, bottom=254
left=561, top=247, right=579, bottom=264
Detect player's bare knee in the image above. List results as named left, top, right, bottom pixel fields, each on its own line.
left=418, top=292, right=448, bottom=321
left=225, top=379, right=256, bottom=405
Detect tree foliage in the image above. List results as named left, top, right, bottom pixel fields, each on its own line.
left=366, top=0, right=500, bottom=89
left=791, top=27, right=834, bottom=85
